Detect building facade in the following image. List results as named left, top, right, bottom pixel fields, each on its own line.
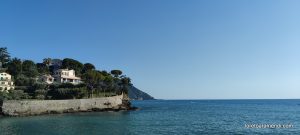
left=53, top=69, right=81, bottom=84
left=0, top=72, right=14, bottom=92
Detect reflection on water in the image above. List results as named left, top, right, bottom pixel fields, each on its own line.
left=0, top=112, right=131, bottom=135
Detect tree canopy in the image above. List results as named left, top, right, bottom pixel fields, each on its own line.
left=36, top=63, right=49, bottom=74
left=22, top=60, right=39, bottom=78
left=43, top=58, right=52, bottom=66
left=82, top=63, right=95, bottom=74
left=111, top=70, right=122, bottom=78
left=82, top=70, right=104, bottom=86
left=62, top=58, right=83, bottom=76
left=0, top=47, right=11, bottom=67
left=0, top=47, right=132, bottom=100
left=7, top=58, right=22, bottom=77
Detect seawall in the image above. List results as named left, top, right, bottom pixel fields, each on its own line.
left=1, top=94, right=130, bottom=116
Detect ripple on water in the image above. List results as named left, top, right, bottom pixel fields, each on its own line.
left=1, top=100, right=300, bottom=135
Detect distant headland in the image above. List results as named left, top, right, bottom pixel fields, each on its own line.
left=0, top=47, right=152, bottom=116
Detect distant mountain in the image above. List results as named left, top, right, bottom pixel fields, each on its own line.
left=128, top=86, right=154, bottom=100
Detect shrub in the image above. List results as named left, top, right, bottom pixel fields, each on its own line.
left=4, top=90, right=31, bottom=100
left=36, top=95, right=45, bottom=100
left=47, top=87, right=88, bottom=99
left=35, top=89, right=47, bottom=100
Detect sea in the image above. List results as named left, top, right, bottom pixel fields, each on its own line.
left=1, top=99, right=300, bottom=135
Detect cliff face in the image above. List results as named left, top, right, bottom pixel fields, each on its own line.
left=128, top=86, right=154, bottom=100
left=1, top=94, right=130, bottom=116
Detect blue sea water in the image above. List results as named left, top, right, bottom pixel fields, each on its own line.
left=1, top=100, right=300, bottom=135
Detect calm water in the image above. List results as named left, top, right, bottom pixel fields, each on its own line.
left=1, top=100, right=300, bottom=135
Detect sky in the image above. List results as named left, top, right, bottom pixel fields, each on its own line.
left=0, top=0, right=300, bottom=99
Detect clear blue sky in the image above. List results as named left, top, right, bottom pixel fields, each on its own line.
left=0, top=0, right=300, bottom=99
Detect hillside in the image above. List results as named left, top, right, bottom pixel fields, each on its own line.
left=128, top=86, right=154, bottom=100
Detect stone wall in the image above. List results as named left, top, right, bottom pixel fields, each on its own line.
left=1, top=94, right=127, bottom=116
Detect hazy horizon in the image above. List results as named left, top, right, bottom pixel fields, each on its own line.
left=1, top=0, right=300, bottom=99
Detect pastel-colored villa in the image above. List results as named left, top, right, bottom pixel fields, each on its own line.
left=0, top=72, right=14, bottom=92
left=39, top=69, right=82, bottom=85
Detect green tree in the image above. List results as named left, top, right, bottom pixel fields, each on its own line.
left=36, top=63, right=49, bottom=74
left=104, top=75, right=114, bottom=96
left=8, top=90, right=30, bottom=100
left=34, top=90, right=47, bottom=100
left=14, top=74, right=36, bottom=86
left=43, top=58, right=52, bottom=66
left=7, top=58, right=22, bottom=77
left=82, top=63, right=95, bottom=74
left=110, top=70, right=122, bottom=78
left=0, top=91, right=9, bottom=101
left=0, top=47, right=11, bottom=67
left=62, top=58, right=83, bottom=76
left=100, top=70, right=109, bottom=76
left=47, top=84, right=87, bottom=99
left=22, top=60, right=38, bottom=78
left=0, top=90, right=30, bottom=100
left=120, top=77, right=131, bottom=94
left=82, top=70, right=104, bottom=86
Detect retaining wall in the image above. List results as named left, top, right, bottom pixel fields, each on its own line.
left=1, top=94, right=126, bottom=116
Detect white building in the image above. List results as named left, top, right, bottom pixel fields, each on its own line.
left=0, top=72, right=14, bottom=92
left=53, top=69, right=81, bottom=85
left=39, top=74, right=54, bottom=84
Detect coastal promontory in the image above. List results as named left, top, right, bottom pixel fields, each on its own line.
left=0, top=47, right=148, bottom=116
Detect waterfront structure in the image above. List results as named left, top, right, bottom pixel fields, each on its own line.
left=53, top=69, right=81, bottom=84
left=0, top=72, right=14, bottom=92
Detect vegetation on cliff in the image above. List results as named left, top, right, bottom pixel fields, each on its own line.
left=0, top=47, right=133, bottom=101
left=128, top=86, right=154, bottom=100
